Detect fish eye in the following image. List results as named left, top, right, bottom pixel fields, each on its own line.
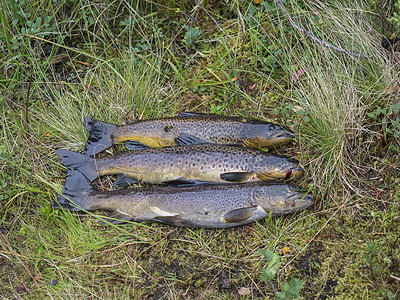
left=303, top=193, right=313, bottom=201
left=268, top=125, right=278, bottom=131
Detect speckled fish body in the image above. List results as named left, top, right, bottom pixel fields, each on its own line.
left=56, top=145, right=304, bottom=186
left=57, top=170, right=313, bottom=228
left=84, top=114, right=293, bottom=155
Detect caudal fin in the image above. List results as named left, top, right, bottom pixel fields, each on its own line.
left=84, top=117, right=117, bottom=155
left=55, top=149, right=98, bottom=182
left=55, top=169, right=94, bottom=211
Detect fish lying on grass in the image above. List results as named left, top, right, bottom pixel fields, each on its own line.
left=84, top=112, right=293, bottom=155
left=56, top=144, right=304, bottom=187
left=56, top=170, right=313, bottom=228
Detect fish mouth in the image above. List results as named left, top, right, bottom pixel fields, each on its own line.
left=274, top=131, right=293, bottom=140
left=287, top=191, right=313, bottom=211
left=269, top=161, right=304, bottom=180
left=265, top=131, right=294, bottom=147
left=286, top=165, right=305, bottom=180
left=257, top=164, right=304, bottom=181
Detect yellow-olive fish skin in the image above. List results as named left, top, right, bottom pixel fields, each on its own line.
left=84, top=113, right=293, bottom=155
left=57, top=170, right=313, bottom=228
left=56, top=145, right=304, bottom=186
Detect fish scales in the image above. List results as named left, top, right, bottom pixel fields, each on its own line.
left=84, top=114, right=293, bottom=155
left=56, top=144, right=304, bottom=186
left=57, top=171, right=313, bottom=228
left=115, top=117, right=250, bottom=145
left=97, top=145, right=256, bottom=183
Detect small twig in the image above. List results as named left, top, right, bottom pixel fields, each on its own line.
left=179, top=11, right=199, bottom=24
left=275, top=0, right=372, bottom=58
left=390, top=275, right=400, bottom=281
left=368, top=262, right=376, bottom=281
left=25, top=73, right=33, bottom=126
left=380, top=1, right=385, bottom=35
left=142, top=0, right=176, bottom=11
left=379, top=1, right=391, bottom=37
left=269, top=280, right=277, bottom=295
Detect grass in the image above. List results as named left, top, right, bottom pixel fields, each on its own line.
left=276, top=1, right=394, bottom=195
left=1, top=0, right=400, bottom=298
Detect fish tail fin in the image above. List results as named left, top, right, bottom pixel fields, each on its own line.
left=84, top=117, right=117, bottom=155
left=55, top=169, right=94, bottom=211
left=55, top=150, right=98, bottom=182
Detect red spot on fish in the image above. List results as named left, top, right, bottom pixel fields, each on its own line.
left=285, top=170, right=292, bottom=180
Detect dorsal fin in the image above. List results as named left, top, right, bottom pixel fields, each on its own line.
left=176, top=112, right=209, bottom=117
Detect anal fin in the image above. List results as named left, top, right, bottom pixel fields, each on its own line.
left=166, top=178, right=213, bottom=187
left=113, top=174, right=138, bottom=188
left=153, top=216, right=192, bottom=227
left=101, top=210, right=132, bottom=225
left=164, top=178, right=194, bottom=185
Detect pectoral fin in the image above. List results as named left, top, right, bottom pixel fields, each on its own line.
left=222, top=206, right=257, bottom=223
left=175, top=134, right=209, bottom=146
left=113, top=174, right=138, bottom=187
left=220, top=172, right=255, bottom=182
left=164, top=178, right=194, bottom=185
left=153, top=216, right=188, bottom=226
left=125, top=140, right=150, bottom=150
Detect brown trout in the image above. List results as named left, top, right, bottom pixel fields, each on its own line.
left=57, top=170, right=313, bottom=228
left=84, top=112, right=293, bottom=155
left=56, top=144, right=304, bottom=187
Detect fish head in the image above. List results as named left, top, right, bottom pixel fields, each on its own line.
left=253, top=155, right=304, bottom=181
left=252, top=184, right=313, bottom=215
left=242, top=123, right=293, bottom=148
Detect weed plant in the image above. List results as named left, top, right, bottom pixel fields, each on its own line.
left=0, top=0, right=399, bottom=298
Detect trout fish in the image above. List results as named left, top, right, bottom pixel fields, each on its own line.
left=84, top=112, right=293, bottom=155
left=56, top=144, right=304, bottom=187
left=57, top=170, right=313, bottom=228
